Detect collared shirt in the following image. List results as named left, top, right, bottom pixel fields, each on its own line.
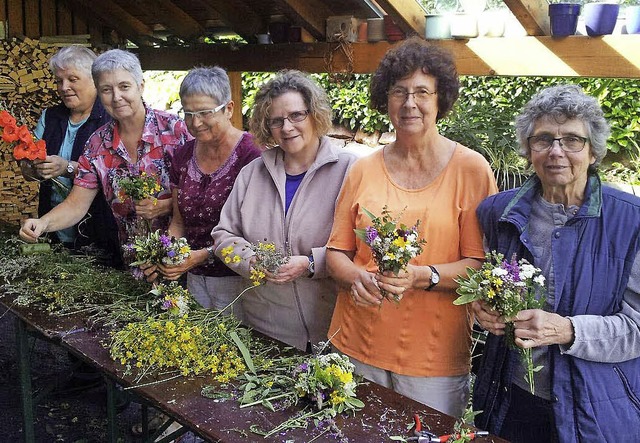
left=75, top=106, right=192, bottom=245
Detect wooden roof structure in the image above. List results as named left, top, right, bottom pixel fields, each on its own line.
left=1, top=0, right=639, bottom=78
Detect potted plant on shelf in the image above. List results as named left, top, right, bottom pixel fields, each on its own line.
left=583, top=1, right=621, bottom=35
left=548, top=1, right=582, bottom=37
left=623, top=0, right=640, bottom=33
left=422, top=0, right=457, bottom=39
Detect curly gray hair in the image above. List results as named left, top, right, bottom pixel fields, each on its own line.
left=515, top=84, right=610, bottom=171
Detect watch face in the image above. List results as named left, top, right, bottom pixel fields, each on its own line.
left=431, top=267, right=440, bottom=284
left=67, top=163, right=74, bottom=174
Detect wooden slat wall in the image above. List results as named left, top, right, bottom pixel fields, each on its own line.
left=40, top=0, right=57, bottom=36
left=2, top=0, right=92, bottom=38
left=57, top=0, right=73, bottom=35
left=7, top=0, right=23, bottom=37
left=24, top=0, right=39, bottom=36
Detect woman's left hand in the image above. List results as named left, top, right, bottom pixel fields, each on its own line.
left=139, top=262, right=161, bottom=283
left=265, top=255, right=309, bottom=284
left=34, top=155, right=68, bottom=180
left=375, top=264, right=418, bottom=301
left=513, top=309, right=574, bottom=348
left=157, top=249, right=207, bottom=280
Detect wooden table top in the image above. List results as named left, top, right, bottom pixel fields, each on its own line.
left=1, top=295, right=506, bottom=443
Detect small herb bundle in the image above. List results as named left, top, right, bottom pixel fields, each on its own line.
left=354, top=206, right=426, bottom=301
left=123, top=230, right=191, bottom=269
left=454, top=251, right=547, bottom=394
left=223, top=339, right=364, bottom=438
left=116, top=171, right=161, bottom=202
left=220, top=240, right=289, bottom=286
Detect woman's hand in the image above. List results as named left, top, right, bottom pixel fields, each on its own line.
left=375, top=264, right=419, bottom=301
left=20, top=160, right=42, bottom=181
left=472, top=300, right=506, bottom=336
left=20, top=218, right=49, bottom=243
left=34, top=155, right=69, bottom=180
left=158, top=249, right=207, bottom=280
left=350, top=269, right=384, bottom=307
left=139, top=262, right=161, bottom=283
left=513, top=309, right=574, bottom=348
left=265, top=255, right=309, bottom=284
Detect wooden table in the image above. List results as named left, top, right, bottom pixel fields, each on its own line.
left=2, top=294, right=505, bottom=443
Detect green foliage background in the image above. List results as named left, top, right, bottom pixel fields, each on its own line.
left=143, top=70, right=640, bottom=185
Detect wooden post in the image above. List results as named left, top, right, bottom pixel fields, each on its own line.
left=228, top=71, right=243, bottom=130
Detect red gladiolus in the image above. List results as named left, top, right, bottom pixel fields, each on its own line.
left=17, top=125, right=33, bottom=144
left=34, top=139, right=47, bottom=160
left=0, top=110, right=17, bottom=127
left=13, top=142, right=30, bottom=160
left=2, top=123, right=19, bottom=142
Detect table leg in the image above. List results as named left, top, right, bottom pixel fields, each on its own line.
left=16, top=317, right=35, bottom=443
left=105, top=377, right=117, bottom=443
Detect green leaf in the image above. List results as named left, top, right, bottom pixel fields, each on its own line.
left=229, top=331, right=256, bottom=374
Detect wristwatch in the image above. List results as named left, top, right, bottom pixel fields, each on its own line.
left=307, top=254, right=315, bottom=277
left=66, top=161, right=75, bottom=176
left=206, top=245, right=216, bottom=264
left=425, top=265, right=440, bottom=291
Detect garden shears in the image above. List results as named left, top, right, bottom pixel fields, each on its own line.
left=408, top=413, right=489, bottom=442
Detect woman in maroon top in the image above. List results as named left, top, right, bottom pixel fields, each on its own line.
left=159, top=67, right=262, bottom=316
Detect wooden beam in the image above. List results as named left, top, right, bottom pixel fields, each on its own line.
left=7, top=0, right=24, bottom=37
left=228, top=71, right=243, bottom=130
left=503, top=0, right=549, bottom=36
left=134, top=0, right=204, bottom=41
left=374, top=0, right=426, bottom=36
left=196, top=0, right=263, bottom=41
left=40, top=0, right=56, bottom=36
left=60, top=0, right=153, bottom=41
left=24, top=0, right=40, bottom=37
left=135, top=36, right=640, bottom=79
left=277, top=0, right=334, bottom=41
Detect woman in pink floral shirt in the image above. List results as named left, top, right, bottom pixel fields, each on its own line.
left=20, top=49, right=192, bottom=261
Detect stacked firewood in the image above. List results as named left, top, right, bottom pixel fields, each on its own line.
left=0, top=37, right=62, bottom=224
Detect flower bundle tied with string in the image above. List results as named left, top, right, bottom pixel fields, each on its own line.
left=354, top=206, right=425, bottom=302
left=122, top=230, right=191, bottom=279
left=454, top=251, right=546, bottom=394
left=117, top=171, right=162, bottom=236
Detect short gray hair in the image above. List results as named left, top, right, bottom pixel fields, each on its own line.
left=515, top=84, right=610, bottom=170
left=49, top=46, right=97, bottom=77
left=179, top=66, right=231, bottom=105
left=92, top=49, right=143, bottom=87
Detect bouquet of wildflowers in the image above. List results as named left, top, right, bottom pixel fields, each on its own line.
left=150, top=281, right=195, bottom=316
left=220, top=240, right=289, bottom=286
left=225, top=339, right=364, bottom=438
left=116, top=171, right=161, bottom=202
left=354, top=206, right=426, bottom=301
left=454, top=251, right=546, bottom=394
left=123, top=230, right=191, bottom=269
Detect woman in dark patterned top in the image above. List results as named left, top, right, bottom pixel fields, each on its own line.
left=159, top=67, right=262, bottom=317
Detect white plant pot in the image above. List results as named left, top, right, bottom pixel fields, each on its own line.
left=478, top=10, right=506, bottom=37
left=425, top=14, right=451, bottom=39
left=459, top=0, right=486, bottom=15
left=450, top=13, right=478, bottom=39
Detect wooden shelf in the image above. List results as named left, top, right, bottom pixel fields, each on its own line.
left=135, top=35, right=640, bottom=78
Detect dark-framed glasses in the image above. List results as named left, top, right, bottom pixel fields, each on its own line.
left=266, top=110, right=310, bottom=129
left=527, top=135, right=589, bottom=153
left=388, top=87, right=436, bottom=102
left=179, top=102, right=226, bottom=120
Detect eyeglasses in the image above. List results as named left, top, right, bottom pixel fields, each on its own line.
left=527, top=135, right=589, bottom=153
left=266, top=110, right=310, bottom=129
left=179, top=102, right=226, bottom=120
left=388, top=87, right=437, bottom=102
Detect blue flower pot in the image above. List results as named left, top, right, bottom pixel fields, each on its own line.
left=549, top=3, right=581, bottom=37
left=584, top=2, right=620, bottom=36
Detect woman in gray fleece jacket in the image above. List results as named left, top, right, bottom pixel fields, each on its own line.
left=212, top=70, right=357, bottom=351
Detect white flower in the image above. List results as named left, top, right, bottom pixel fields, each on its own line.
left=534, top=274, right=546, bottom=286
left=520, top=264, right=536, bottom=280
left=492, top=267, right=508, bottom=277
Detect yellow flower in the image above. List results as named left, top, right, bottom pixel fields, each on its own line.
left=392, top=236, right=407, bottom=248
left=221, top=246, right=234, bottom=257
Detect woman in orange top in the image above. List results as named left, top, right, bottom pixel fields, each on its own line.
left=326, top=37, right=497, bottom=417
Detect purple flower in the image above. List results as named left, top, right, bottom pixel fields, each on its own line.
left=160, top=235, right=172, bottom=247
left=167, top=250, right=176, bottom=258
left=365, top=226, right=378, bottom=244
left=162, top=299, right=172, bottom=309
